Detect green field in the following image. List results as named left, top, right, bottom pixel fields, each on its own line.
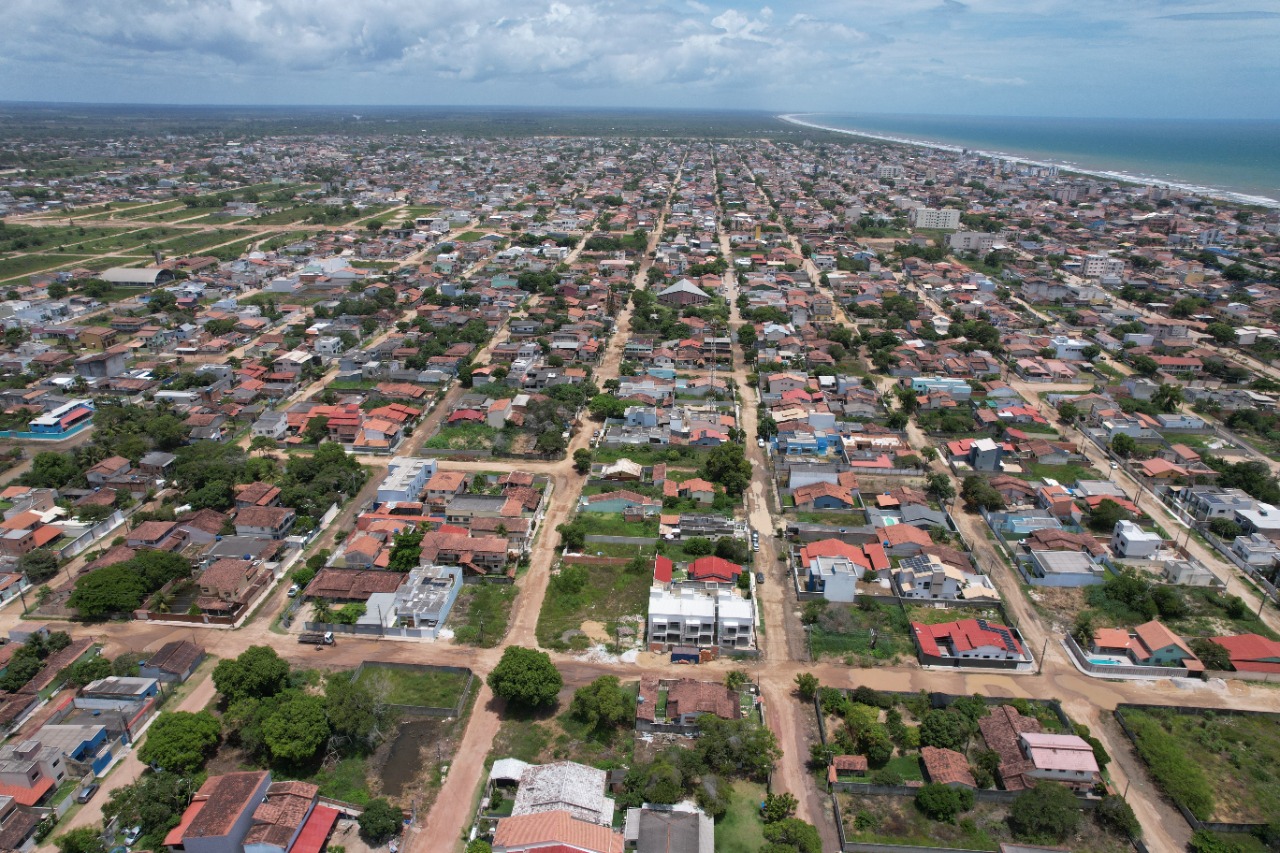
left=65, top=226, right=179, bottom=253
left=423, top=423, right=498, bottom=450
left=353, top=664, right=470, bottom=709
left=155, top=228, right=252, bottom=255
left=0, top=253, right=94, bottom=280
left=715, top=782, right=768, bottom=853
left=573, top=512, right=658, bottom=538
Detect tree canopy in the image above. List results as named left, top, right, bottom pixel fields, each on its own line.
left=487, top=646, right=563, bottom=708
left=137, top=711, right=222, bottom=774
left=212, top=646, right=291, bottom=703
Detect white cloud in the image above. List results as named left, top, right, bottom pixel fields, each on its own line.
left=0, top=0, right=1274, bottom=116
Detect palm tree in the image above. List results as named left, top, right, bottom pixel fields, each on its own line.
left=1154, top=384, right=1185, bottom=413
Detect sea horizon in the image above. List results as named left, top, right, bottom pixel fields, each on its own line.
left=782, top=112, right=1280, bottom=209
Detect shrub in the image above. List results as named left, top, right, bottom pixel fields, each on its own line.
left=1125, top=711, right=1215, bottom=820
left=1008, top=781, right=1081, bottom=842
left=914, top=784, right=974, bottom=823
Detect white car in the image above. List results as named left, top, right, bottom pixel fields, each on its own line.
left=287, top=584, right=300, bottom=598
left=1110, top=461, right=1119, bottom=469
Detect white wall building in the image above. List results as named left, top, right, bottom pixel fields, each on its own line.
left=908, top=207, right=961, bottom=230
left=1111, top=520, right=1163, bottom=559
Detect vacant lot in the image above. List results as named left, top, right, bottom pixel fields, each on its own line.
left=837, top=793, right=1130, bottom=853
left=353, top=664, right=470, bottom=709
left=450, top=583, right=518, bottom=647
left=488, top=687, right=637, bottom=771
left=809, top=600, right=911, bottom=665
left=423, top=422, right=497, bottom=450
left=536, top=559, right=650, bottom=650
left=1119, top=706, right=1280, bottom=824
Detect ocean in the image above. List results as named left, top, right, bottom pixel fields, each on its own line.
left=782, top=113, right=1280, bottom=207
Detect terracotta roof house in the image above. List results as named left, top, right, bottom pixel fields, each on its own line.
left=1023, top=528, right=1107, bottom=558
left=139, top=640, right=204, bottom=683
left=636, top=676, right=742, bottom=729
left=233, top=506, right=296, bottom=540
left=912, top=619, right=1031, bottom=668
left=303, top=569, right=405, bottom=602
left=493, top=810, right=624, bottom=853
left=1208, top=633, right=1280, bottom=673
left=164, top=771, right=272, bottom=850
left=827, top=754, right=869, bottom=785
left=977, top=705, right=1042, bottom=791
left=920, top=746, right=976, bottom=788
left=686, top=556, right=743, bottom=583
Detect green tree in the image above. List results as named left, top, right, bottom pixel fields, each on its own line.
left=464, top=842, right=492, bottom=853
left=55, top=828, right=106, bottom=853
left=1189, top=637, right=1233, bottom=671
left=1208, top=517, right=1242, bottom=539
left=324, top=673, right=392, bottom=749
left=487, top=646, right=562, bottom=709
left=571, top=676, right=633, bottom=731
left=18, top=549, right=60, bottom=584
left=1154, top=383, right=1185, bottom=412
left=68, top=565, right=148, bottom=618
left=761, top=792, right=798, bottom=823
left=137, top=711, right=221, bottom=774
left=700, top=442, right=752, bottom=496
left=925, top=472, right=955, bottom=502
left=536, top=429, right=567, bottom=456
left=1110, top=433, right=1138, bottom=458
left=22, top=452, right=79, bottom=488
left=212, top=646, right=291, bottom=703
left=1087, top=498, right=1128, bottom=532
left=263, top=692, right=330, bottom=764
left=302, top=415, right=329, bottom=445
left=63, top=655, right=113, bottom=687
left=573, top=448, right=593, bottom=475
left=761, top=817, right=822, bottom=853
left=1094, top=794, right=1140, bottom=837
left=914, top=783, right=975, bottom=823
left=1205, top=322, right=1236, bottom=345
left=1008, top=781, right=1081, bottom=842
left=357, top=798, right=401, bottom=844
left=102, top=770, right=194, bottom=847
left=386, top=527, right=424, bottom=572
left=919, top=709, right=969, bottom=751
left=725, top=669, right=751, bottom=691
left=794, top=673, right=819, bottom=701
left=1058, top=402, right=1080, bottom=423
left=1130, top=354, right=1160, bottom=377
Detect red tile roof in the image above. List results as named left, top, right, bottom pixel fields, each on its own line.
left=686, top=556, right=742, bottom=582
left=1210, top=634, right=1280, bottom=673
left=921, top=746, right=976, bottom=787
left=493, top=810, right=623, bottom=853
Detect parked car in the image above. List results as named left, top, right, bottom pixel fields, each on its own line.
left=123, top=826, right=142, bottom=846
left=756, top=572, right=765, bottom=584
left=286, top=584, right=300, bottom=598
left=76, top=784, right=99, bottom=804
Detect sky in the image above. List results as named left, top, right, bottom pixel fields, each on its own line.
left=1, top=0, right=1278, bottom=118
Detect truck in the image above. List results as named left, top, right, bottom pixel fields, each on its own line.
left=298, top=631, right=334, bottom=646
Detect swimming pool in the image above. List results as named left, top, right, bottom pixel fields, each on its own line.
left=1088, top=657, right=1123, bottom=666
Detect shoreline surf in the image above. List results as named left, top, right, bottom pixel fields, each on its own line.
left=778, top=113, right=1280, bottom=210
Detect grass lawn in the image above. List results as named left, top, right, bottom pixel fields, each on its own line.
left=903, top=603, right=1003, bottom=626
left=794, top=510, right=869, bottom=527
left=423, top=422, right=497, bottom=450
left=882, top=752, right=924, bottom=782
left=0, top=253, right=94, bottom=280
left=450, top=582, right=518, bottom=647
left=155, top=228, right=253, bottom=255
left=574, top=512, right=658, bottom=538
left=354, top=664, right=470, bottom=709
left=303, top=755, right=372, bottom=805
left=1021, top=461, right=1103, bottom=483
left=453, top=230, right=485, bottom=242
left=536, top=560, right=652, bottom=650
left=715, top=781, right=768, bottom=853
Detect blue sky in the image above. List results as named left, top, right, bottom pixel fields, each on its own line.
left=1, top=0, right=1278, bottom=118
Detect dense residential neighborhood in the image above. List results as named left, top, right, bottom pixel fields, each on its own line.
left=0, top=118, right=1278, bottom=853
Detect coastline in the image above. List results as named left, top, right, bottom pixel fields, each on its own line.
left=778, top=112, right=1280, bottom=210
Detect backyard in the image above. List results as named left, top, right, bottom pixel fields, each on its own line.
left=423, top=423, right=498, bottom=450
left=715, top=781, right=769, bottom=853
left=536, top=559, right=651, bottom=650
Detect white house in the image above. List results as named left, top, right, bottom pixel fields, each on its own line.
left=1111, top=520, right=1163, bottom=559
